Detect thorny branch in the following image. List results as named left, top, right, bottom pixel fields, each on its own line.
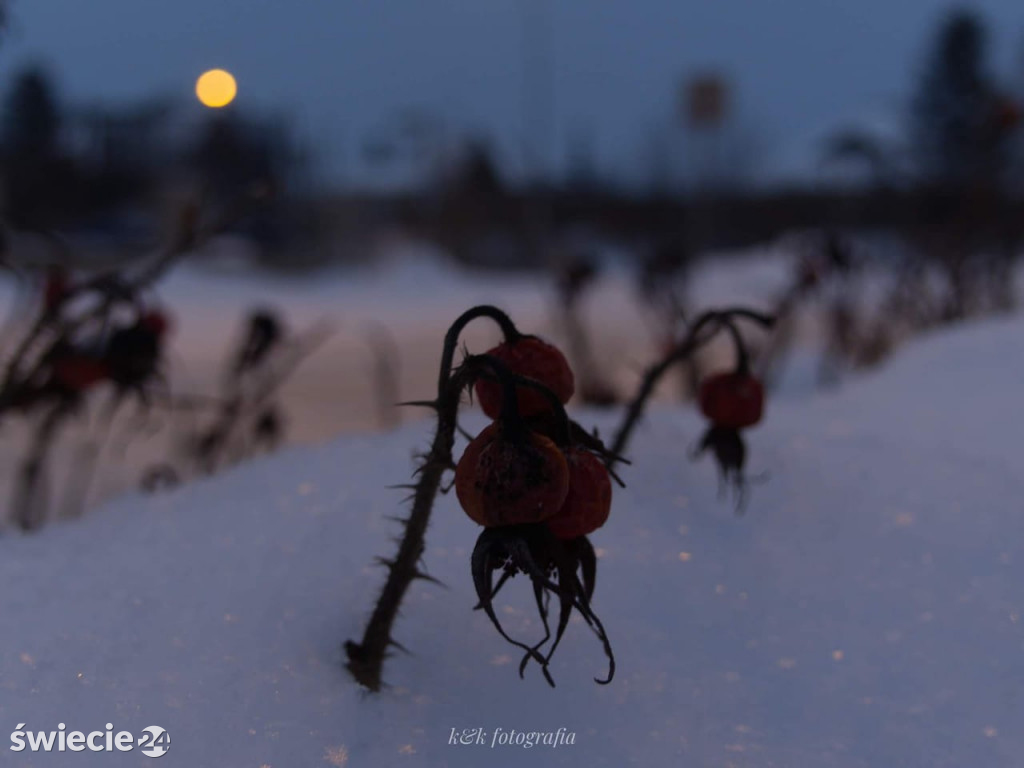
left=344, top=306, right=520, bottom=691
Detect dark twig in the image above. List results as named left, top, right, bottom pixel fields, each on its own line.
left=608, top=308, right=774, bottom=463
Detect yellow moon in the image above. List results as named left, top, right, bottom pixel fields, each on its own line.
left=195, top=69, right=237, bottom=108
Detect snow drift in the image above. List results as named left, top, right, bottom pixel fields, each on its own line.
left=1, top=313, right=1022, bottom=767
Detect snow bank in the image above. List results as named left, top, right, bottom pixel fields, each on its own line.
left=2, top=313, right=1022, bottom=766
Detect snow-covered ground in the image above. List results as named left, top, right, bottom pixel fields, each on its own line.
left=1, top=295, right=1022, bottom=766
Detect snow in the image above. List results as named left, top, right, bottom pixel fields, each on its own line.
left=1, top=303, right=1022, bottom=766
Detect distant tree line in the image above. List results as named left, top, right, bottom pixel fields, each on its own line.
left=0, top=64, right=302, bottom=238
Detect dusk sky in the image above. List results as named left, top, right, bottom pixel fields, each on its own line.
left=3, top=0, right=1023, bottom=188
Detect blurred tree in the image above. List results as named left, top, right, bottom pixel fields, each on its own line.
left=911, top=10, right=996, bottom=184
left=1, top=65, right=76, bottom=230
left=436, top=139, right=521, bottom=266
left=77, top=101, right=171, bottom=209
left=909, top=10, right=1024, bottom=321
left=0, top=1, right=11, bottom=42
left=192, top=115, right=262, bottom=197
left=454, top=140, right=503, bottom=200
left=820, top=130, right=897, bottom=188
left=3, top=65, right=60, bottom=160
left=190, top=112, right=312, bottom=263
left=191, top=112, right=305, bottom=200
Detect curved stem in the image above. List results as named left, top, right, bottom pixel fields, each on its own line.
left=722, top=308, right=776, bottom=328
left=607, top=311, right=722, bottom=462
left=463, top=353, right=572, bottom=447
left=466, top=354, right=528, bottom=441
left=437, top=305, right=520, bottom=395
left=13, top=401, right=71, bottom=531
left=514, top=377, right=572, bottom=446
left=720, top=316, right=749, bottom=374
left=608, top=307, right=775, bottom=463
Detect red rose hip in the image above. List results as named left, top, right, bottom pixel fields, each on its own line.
left=545, top=447, right=612, bottom=540
left=699, top=371, right=764, bottom=430
left=455, top=424, right=570, bottom=527
left=474, top=337, right=575, bottom=419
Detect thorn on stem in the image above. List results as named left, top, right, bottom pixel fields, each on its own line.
left=397, top=400, right=438, bottom=410
left=414, top=570, right=447, bottom=588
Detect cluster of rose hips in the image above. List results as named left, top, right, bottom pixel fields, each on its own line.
left=6, top=266, right=172, bottom=414
left=348, top=306, right=774, bottom=692
left=345, top=306, right=618, bottom=692
left=449, top=334, right=619, bottom=686
left=454, top=335, right=613, bottom=541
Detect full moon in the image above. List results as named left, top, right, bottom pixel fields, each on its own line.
left=195, top=69, right=237, bottom=108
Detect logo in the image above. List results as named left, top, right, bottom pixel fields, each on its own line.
left=10, top=723, right=171, bottom=757
left=138, top=726, right=171, bottom=758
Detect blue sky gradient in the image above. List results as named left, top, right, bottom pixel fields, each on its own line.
left=3, top=1, right=1022, bottom=188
